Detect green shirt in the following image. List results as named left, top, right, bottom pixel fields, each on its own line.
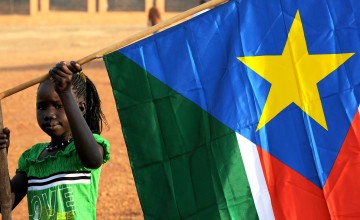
left=16, top=134, right=110, bottom=220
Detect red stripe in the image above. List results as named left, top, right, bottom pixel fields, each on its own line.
left=258, top=147, right=330, bottom=219
left=323, top=110, right=360, bottom=218
left=258, top=111, right=360, bottom=219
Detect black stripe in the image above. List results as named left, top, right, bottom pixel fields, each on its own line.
left=28, top=176, right=91, bottom=187
left=28, top=171, right=91, bottom=180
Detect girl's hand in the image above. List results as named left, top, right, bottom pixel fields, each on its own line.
left=0, top=128, right=10, bottom=152
left=49, top=61, right=82, bottom=94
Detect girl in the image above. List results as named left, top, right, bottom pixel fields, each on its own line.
left=0, top=61, right=110, bottom=219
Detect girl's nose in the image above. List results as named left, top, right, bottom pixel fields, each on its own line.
left=45, top=113, right=56, bottom=120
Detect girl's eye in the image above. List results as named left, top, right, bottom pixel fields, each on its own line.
left=55, top=105, right=63, bottom=109
left=37, top=105, right=46, bottom=110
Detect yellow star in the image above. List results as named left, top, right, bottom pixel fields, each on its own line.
left=237, top=11, right=354, bottom=131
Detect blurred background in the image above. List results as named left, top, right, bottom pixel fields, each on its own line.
left=0, top=0, right=202, bottom=15
left=0, top=0, right=206, bottom=219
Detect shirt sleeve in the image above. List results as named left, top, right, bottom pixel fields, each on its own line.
left=93, top=134, right=111, bottom=164
left=15, top=148, right=31, bottom=174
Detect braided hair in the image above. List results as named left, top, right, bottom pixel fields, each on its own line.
left=72, top=72, right=107, bottom=134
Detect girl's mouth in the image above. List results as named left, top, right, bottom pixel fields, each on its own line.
left=45, top=123, right=60, bottom=131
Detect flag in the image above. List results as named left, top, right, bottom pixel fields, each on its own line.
left=103, top=0, right=360, bottom=219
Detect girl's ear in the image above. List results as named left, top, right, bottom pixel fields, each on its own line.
left=79, top=101, right=87, bottom=116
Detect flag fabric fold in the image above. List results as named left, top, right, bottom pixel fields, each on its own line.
left=104, top=0, right=360, bottom=219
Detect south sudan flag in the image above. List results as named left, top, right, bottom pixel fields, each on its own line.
left=104, top=0, right=360, bottom=219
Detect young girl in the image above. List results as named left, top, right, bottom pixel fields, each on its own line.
left=0, top=61, right=110, bottom=219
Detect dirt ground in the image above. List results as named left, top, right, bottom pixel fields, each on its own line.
left=0, top=11, right=176, bottom=220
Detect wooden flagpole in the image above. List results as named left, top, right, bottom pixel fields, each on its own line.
left=0, top=0, right=228, bottom=219
left=0, top=101, right=13, bottom=220
left=0, top=0, right=228, bottom=100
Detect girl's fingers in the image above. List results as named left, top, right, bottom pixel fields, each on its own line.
left=50, top=66, right=69, bottom=79
left=0, top=144, right=7, bottom=149
left=49, top=68, right=60, bottom=82
left=48, top=62, right=73, bottom=92
left=69, top=61, right=82, bottom=72
left=54, top=61, right=73, bottom=75
left=3, top=127, right=10, bottom=135
left=67, top=61, right=80, bottom=73
left=49, top=69, right=68, bottom=89
left=0, top=139, right=7, bottom=144
left=0, top=129, right=9, bottom=149
left=53, top=61, right=81, bottom=76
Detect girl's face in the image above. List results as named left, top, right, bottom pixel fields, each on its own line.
left=36, top=80, right=72, bottom=142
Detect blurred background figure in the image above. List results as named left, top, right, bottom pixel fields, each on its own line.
left=148, top=0, right=161, bottom=26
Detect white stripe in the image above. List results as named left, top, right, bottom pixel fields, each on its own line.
left=236, top=133, right=275, bottom=220
left=28, top=179, right=90, bottom=191
left=28, top=173, right=90, bottom=184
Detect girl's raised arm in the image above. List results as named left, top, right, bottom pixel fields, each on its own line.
left=49, top=61, right=104, bottom=169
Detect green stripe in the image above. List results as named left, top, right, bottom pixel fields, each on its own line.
left=104, top=51, right=258, bottom=220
